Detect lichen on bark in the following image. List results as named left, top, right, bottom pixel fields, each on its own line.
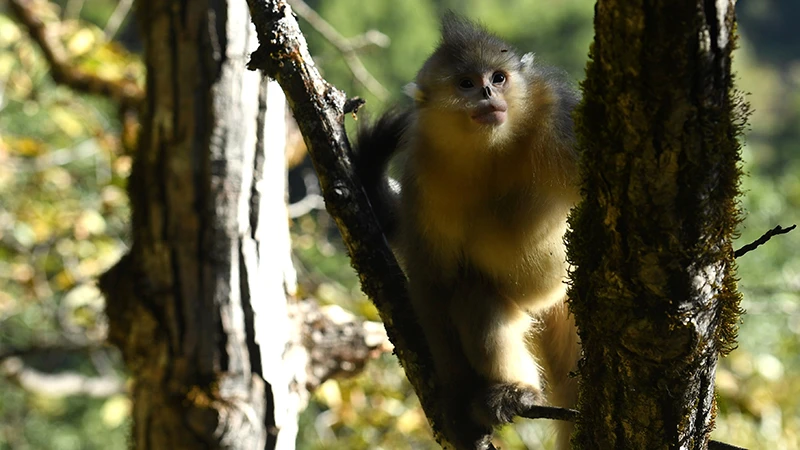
left=566, top=1, right=746, bottom=449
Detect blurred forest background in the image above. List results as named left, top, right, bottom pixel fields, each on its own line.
left=0, top=0, right=798, bottom=449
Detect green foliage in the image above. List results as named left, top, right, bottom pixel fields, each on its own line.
left=0, top=3, right=135, bottom=448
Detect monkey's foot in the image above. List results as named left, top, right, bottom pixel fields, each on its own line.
left=472, top=382, right=545, bottom=426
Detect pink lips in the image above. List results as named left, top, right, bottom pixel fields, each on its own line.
left=471, top=105, right=508, bottom=125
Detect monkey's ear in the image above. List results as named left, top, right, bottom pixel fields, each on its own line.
left=403, top=82, right=426, bottom=104
left=521, top=53, right=535, bottom=71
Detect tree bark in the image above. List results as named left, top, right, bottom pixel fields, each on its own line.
left=567, top=1, right=744, bottom=449
left=244, top=0, right=457, bottom=446
left=99, top=1, right=304, bottom=448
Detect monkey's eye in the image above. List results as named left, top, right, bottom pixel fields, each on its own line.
left=458, top=78, right=475, bottom=89
left=492, top=72, right=506, bottom=85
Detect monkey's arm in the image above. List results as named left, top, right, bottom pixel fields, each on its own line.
left=448, top=275, right=547, bottom=426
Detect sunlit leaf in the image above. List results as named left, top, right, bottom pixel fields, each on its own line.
left=101, top=395, right=131, bottom=428
left=12, top=222, right=36, bottom=248
left=66, top=28, right=98, bottom=57
left=8, top=137, right=47, bottom=157
left=0, top=15, right=22, bottom=45
left=74, top=210, right=107, bottom=239
left=51, top=107, right=88, bottom=138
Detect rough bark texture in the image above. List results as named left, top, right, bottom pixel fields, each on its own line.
left=566, top=1, right=744, bottom=449
left=98, top=1, right=303, bottom=448
left=243, top=0, right=456, bottom=446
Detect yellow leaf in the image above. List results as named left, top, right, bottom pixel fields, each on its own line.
left=74, top=209, right=107, bottom=239
left=0, top=53, right=16, bottom=78
left=53, top=270, right=75, bottom=290
left=0, top=290, right=14, bottom=317
left=50, top=107, right=86, bottom=138
left=316, top=379, right=343, bottom=409
left=9, top=137, right=46, bottom=156
left=43, top=166, right=73, bottom=189
left=0, top=16, right=22, bottom=46
left=66, top=28, right=97, bottom=57
left=101, top=395, right=131, bottom=428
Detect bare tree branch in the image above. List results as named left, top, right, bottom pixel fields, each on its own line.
left=291, top=300, right=391, bottom=390
left=0, top=356, right=125, bottom=397
left=288, top=193, right=325, bottom=218
left=62, top=0, right=85, bottom=20
left=288, top=0, right=390, bottom=100
left=709, top=441, right=748, bottom=450
left=8, top=0, right=143, bottom=109
left=0, top=342, right=105, bottom=361
left=104, top=0, right=135, bottom=40
left=734, top=224, right=796, bottom=258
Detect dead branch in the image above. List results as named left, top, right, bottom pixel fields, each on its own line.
left=8, top=0, right=143, bottom=109
left=291, top=300, right=391, bottom=391
left=104, top=0, right=135, bottom=40
left=0, top=356, right=125, bottom=397
left=734, top=224, right=796, bottom=258
left=288, top=0, right=390, bottom=100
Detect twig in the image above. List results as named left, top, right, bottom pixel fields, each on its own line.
left=62, top=0, right=84, bottom=20
left=709, top=440, right=747, bottom=450
left=8, top=0, right=143, bottom=109
left=288, top=0, right=390, bottom=100
left=344, top=97, right=366, bottom=115
left=734, top=224, right=796, bottom=258
left=1, top=356, right=125, bottom=397
left=104, top=0, right=134, bottom=40
left=0, top=342, right=107, bottom=362
left=288, top=193, right=325, bottom=218
left=518, top=406, right=746, bottom=449
left=521, top=405, right=578, bottom=421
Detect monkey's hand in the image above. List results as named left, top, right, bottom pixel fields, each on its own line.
left=471, top=382, right=546, bottom=426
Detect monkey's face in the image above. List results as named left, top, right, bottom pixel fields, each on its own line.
left=454, top=70, right=511, bottom=126
left=417, top=65, right=528, bottom=151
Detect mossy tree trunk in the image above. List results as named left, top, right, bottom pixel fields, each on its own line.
left=99, top=1, right=302, bottom=448
left=567, top=1, right=744, bottom=449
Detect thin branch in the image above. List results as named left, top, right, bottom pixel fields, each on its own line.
left=520, top=405, right=578, bottom=422
left=8, top=0, right=143, bottom=109
left=62, top=0, right=85, bottom=20
left=288, top=0, right=390, bottom=100
left=288, top=193, right=325, bottom=218
left=709, top=441, right=748, bottom=450
left=288, top=168, right=325, bottom=218
left=104, top=0, right=135, bottom=40
left=1, top=356, right=125, bottom=397
left=734, top=224, right=796, bottom=258
left=0, top=342, right=107, bottom=362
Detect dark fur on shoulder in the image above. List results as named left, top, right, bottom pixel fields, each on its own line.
left=351, top=108, right=412, bottom=239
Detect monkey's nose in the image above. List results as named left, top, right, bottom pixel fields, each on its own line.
left=482, top=86, right=493, bottom=98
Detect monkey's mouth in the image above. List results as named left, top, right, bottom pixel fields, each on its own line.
left=471, top=105, right=507, bottom=125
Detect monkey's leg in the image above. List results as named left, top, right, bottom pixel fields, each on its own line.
left=537, top=301, right=580, bottom=450
left=406, top=274, right=496, bottom=449
left=450, top=282, right=546, bottom=426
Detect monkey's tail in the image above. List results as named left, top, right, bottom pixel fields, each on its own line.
left=351, top=107, right=411, bottom=241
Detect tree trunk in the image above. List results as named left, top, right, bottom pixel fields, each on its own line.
left=99, top=1, right=303, bottom=448
left=567, top=1, right=744, bottom=449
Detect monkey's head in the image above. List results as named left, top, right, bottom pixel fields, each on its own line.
left=410, top=13, right=533, bottom=150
